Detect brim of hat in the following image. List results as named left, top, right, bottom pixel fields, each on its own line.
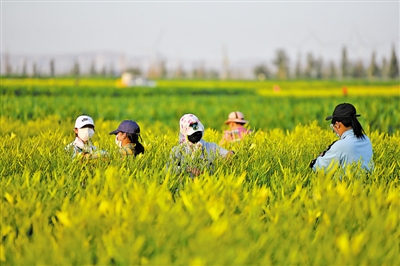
left=224, top=119, right=248, bottom=124
left=325, top=116, right=334, bottom=121
left=187, top=127, right=203, bottom=136
left=109, top=129, right=120, bottom=135
left=76, top=122, right=95, bottom=128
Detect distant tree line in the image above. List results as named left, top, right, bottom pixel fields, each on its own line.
left=254, top=45, right=399, bottom=81
left=2, top=45, right=399, bottom=80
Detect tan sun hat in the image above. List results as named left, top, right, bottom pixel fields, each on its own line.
left=224, top=111, right=248, bottom=124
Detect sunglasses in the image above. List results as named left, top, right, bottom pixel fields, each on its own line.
left=330, top=122, right=338, bottom=131
left=189, top=122, right=199, bottom=130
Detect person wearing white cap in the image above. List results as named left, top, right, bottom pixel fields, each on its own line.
left=65, top=114, right=104, bottom=159
left=167, top=114, right=234, bottom=177
left=221, top=111, right=252, bottom=144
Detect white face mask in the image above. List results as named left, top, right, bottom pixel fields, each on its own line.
left=115, top=135, right=122, bottom=148
left=330, top=124, right=340, bottom=138
left=78, top=128, right=94, bottom=141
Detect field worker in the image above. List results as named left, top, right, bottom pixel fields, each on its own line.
left=65, top=115, right=106, bottom=159
left=109, top=120, right=144, bottom=158
left=221, top=111, right=252, bottom=144
left=309, top=103, right=373, bottom=173
left=167, top=114, right=234, bottom=178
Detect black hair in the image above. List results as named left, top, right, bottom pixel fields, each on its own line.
left=126, top=133, right=145, bottom=156
left=332, top=116, right=365, bottom=139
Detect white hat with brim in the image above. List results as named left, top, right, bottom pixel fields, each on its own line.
left=180, top=114, right=205, bottom=136
left=75, top=115, right=95, bottom=128
left=224, top=111, right=248, bottom=124
left=186, top=122, right=205, bottom=136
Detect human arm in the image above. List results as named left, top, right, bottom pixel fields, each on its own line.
left=310, top=140, right=341, bottom=172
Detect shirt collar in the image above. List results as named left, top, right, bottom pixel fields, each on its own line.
left=122, top=143, right=136, bottom=148
left=73, top=137, right=85, bottom=149
left=341, top=128, right=354, bottom=139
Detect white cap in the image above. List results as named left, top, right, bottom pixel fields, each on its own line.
left=75, top=115, right=95, bottom=129
left=180, top=114, right=204, bottom=136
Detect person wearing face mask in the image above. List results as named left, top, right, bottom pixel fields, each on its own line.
left=109, top=120, right=144, bottom=158
left=167, top=114, right=234, bottom=177
left=65, top=115, right=104, bottom=159
left=309, top=103, right=373, bottom=173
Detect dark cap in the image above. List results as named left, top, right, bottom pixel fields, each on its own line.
left=325, top=103, right=361, bottom=121
left=109, top=120, right=140, bottom=135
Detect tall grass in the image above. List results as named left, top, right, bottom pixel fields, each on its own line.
left=1, top=80, right=399, bottom=264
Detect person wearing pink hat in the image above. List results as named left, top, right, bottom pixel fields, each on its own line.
left=221, top=111, right=252, bottom=144
left=167, top=114, right=233, bottom=177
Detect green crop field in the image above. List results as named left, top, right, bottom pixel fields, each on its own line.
left=1, top=78, right=399, bottom=265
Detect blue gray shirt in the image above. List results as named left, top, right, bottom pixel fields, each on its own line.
left=313, top=129, right=373, bottom=172
left=167, top=139, right=230, bottom=176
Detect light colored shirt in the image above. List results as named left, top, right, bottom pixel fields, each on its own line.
left=167, top=139, right=230, bottom=176
left=119, top=143, right=144, bottom=158
left=65, top=137, right=98, bottom=159
left=313, top=129, right=373, bottom=172
left=222, top=126, right=251, bottom=143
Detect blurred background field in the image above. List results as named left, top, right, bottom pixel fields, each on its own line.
left=2, top=78, right=399, bottom=134
left=1, top=78, right=399, bottom=265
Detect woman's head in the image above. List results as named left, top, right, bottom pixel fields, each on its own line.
left=109, top=120, right=141, bottom=146
left=179, top=114, right=205, bottom=144
left=224, top=111, right=248, bottom=128
left=326, top=103, right=365, bottom=139
left=74, top=115, right=95, bottom=142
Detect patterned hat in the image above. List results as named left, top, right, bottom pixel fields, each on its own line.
left=180, top=114, right=204, bottom=136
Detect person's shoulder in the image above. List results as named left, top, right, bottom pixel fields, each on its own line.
left=201, top=140, right=217, bottom=148
left=65, top=140, right=78, bottom=152
left=64, top=141, right=74, bottom=149
left=170, top=144, right=185, bottom=155
left=330, top=138, right=348, bottom=149
left=171, top=144, right=181, bottom=151
left=120, top=144, right=134, bottom=156
left=202, top=140, right=230, bottom=154
left=333, top=136, right=360, bottom=154
left=361, top=134, right=372, bottom=143
left=238, top=126, right=249, bottom=132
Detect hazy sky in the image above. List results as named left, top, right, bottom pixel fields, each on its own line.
left=2, top=1, right=399, bottom=64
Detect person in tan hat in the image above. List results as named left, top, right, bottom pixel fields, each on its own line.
left=221, top=111, right=252, bottom=144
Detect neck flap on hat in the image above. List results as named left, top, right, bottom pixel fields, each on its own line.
left=179, top=114, right=204, bottom=144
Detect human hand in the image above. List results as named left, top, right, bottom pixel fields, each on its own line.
left=186, top=167, right=202, bottom=177
left=309, top=159, right=317, bottom=168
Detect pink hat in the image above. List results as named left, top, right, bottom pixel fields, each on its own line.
left=224, top=111, right=248, bottom=124
left=179, top=114, right=205, bottom=144
left=180, top=114, right=204, bottom=136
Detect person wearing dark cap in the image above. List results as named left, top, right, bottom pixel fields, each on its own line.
left=309, top=103, right=373, bottom=172
left=109, top=120, right=144, bottom=158
left=221, top=111, right=252, bottom=144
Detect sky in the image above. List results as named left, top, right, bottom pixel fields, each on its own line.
left=2, top=1, right=399, bottom=70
